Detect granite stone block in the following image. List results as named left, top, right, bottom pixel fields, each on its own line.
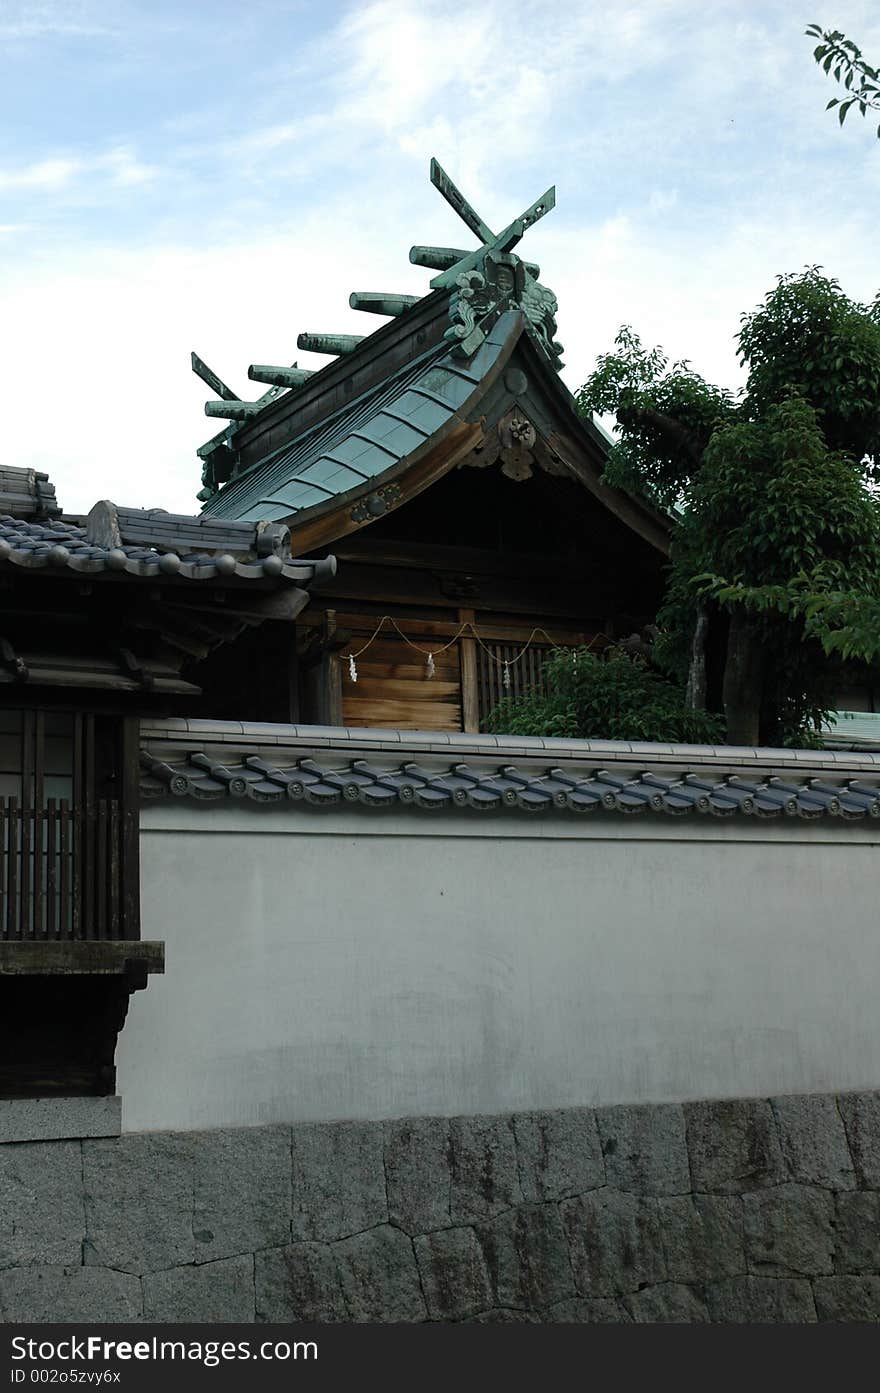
left=3, top=1095, right=878, bottom=1325
left=685, top=1099, right=786, bottom=1193
left=143, top=1256, right=255, bottom=1323
left=469, top=1307, right=540, bottom=1322
left=385, top=1117, right=451, bottom=1234
left=291, top=1122, right=387, bottom=1243
left=545, top=1297, right=631, bottom=1322
left=833, top=1191, right=880, bottom=1275
left=624, top=1282, right=709, bottom=1323
left=83, top=1134, right=195, bottom=1274
left=414, top=1227, right=492, bottom=1320
left=0, top=1141, right=84, bottom=1268
left=0, top=1265, right=142, bottom=1323
left=838, top=1092, right=880, bottom=1189
left=255, top=1243, right=347, bottom=1323
left=562, top=1189, right=665, bottom=1297
left=192, top=1125, right=291, bottom=1263
left=706, top=1275, right=817, bottom=1323
left=743, top=1184, right=834, bottom=1276
left=478, top=1203, right=574, bottom=1310
left=0, top=1097, right=121, bottom=1144
left=771, top=1094, right=856, bottom=1190
left=813, top=1276, right=880, bottom=1322
left=597, top=1103, right=690, bottom=1195
left=513, top=1108, right=604, bottom=1202
left=334, top=1226, right=425, bottom=1322
left=659, top=1194, right=745, bottom=1282
left=449, top=1115, right=522, bottom=1224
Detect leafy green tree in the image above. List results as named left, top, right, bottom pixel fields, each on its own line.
left=484, top=646, right=723, bottom=745
left=806, top=25, right=880, bottom=137
left=570, top=267, right=880, bottom=747
left=673, top=394, right=880, bottom=744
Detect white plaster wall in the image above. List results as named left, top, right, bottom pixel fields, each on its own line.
left=117, top=805, right=880, bottom=1131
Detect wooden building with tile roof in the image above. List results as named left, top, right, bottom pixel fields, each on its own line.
left=0, top=466, right=331, bottom=1099
left=192, top=160, right=671, bottom=733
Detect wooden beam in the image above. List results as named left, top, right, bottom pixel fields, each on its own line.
left=0, top=940, right=164, bottom=974
left=158, top=587, right=311, bottom=625
left=319, top=612, right=591, bottom=647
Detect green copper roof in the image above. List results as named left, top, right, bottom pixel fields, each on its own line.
left=201, top=318, right=512, bottom=524
left=195, top=159, right=563, bottom=509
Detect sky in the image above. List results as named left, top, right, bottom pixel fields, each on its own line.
left=0, top=0, right=878, bottom=516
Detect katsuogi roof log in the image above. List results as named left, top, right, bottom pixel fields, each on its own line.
left=349, top=293, right=421, bottom=317
left=248, top=364, right=315, bottom=389
left=296, top=333, right=364, bottom=356
left=409, top=245, right=540, bottom=279
left=205, top=399, right=265, bottom=420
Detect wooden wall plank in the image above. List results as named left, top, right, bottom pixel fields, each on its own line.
left=344, top=677, right=461, bottom=700
left=342, top=699, right=461, bottom=731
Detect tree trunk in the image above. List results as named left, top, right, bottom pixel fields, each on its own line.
left=685, top=605, right=708, bottom=711
left=722, top=611, right=765, bottom=745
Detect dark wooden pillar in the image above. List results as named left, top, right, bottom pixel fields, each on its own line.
left=458, top=607, right=479, bottom=733
left=120, top=716, right=141, bottom=941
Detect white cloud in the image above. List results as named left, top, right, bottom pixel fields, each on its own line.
left=1, top=0, right=878, bottom=518
left=0, top=0, right=122, bottom=39
left=0, top=157, right=83, bottom=191
left=98, top=146, right=159, bottom=186
left=0, top=147, right=159, bottom=198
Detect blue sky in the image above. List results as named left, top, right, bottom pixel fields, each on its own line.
left=1, top=0, right=878, bottom=514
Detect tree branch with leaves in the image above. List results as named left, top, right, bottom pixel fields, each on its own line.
left=806, top=24, right=880, bottom=137
left=573, top=270, right=880, bottom=747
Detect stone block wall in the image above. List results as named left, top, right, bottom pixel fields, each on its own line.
left=1, top=1092, right=879, bottom=1323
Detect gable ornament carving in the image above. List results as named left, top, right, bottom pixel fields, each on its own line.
left=464, top=409, right=537, bottom=482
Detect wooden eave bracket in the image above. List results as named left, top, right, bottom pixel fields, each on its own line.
left=0, top=636, right=28, bottom=682
left=116, top=647, right=155, bottom=689
left=300, top=628, right=353, bottom=664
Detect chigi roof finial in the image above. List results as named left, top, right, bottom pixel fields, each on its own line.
left=411, top=158, right=563, bottom=367
left=423, top=157, right=555, bottom=283
left=192, top=156, right=563, bottom=497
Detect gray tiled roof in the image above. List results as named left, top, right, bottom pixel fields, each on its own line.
left=140, top=745, right=880, bottom=819
left=0, top=514, right=324, bottom=584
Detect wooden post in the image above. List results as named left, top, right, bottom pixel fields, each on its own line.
left=59, top=801, right=71, bottom=941
left=458, top=608, right=479, bottom=734
left=46, top=799, right=57, bottom=940
left=34, top=712, right=44, bottom=938
left=120, top=716, right=141, bottom=941
left=321, top=610, right=343, bottom=727
left=7, top=797, right=18, bottom=940
left=82, top=715, right=95, bottom=939
left=287, top=639, right=301, bottom=723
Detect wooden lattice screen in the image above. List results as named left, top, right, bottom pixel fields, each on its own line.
left=476, top=642, right=554, bottom=727
left=0, top=709, right=139, bottom=941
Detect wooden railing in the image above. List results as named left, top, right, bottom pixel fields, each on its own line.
left=0, top=796, right=133, bottom=941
